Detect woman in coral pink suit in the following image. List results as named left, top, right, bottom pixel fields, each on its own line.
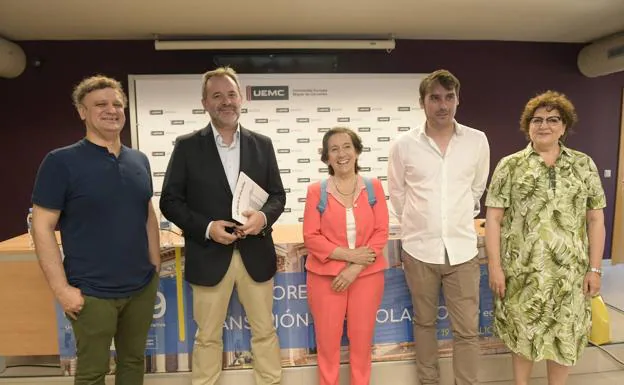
left=303, top=127, right=389, bottom=385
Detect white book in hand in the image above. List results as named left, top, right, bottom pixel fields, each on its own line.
left=232, top=171, right=269, bottom=224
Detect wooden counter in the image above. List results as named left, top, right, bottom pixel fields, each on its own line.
left=0, top=234, right=58, bottom=356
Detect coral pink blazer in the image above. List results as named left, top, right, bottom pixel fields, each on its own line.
left=303, top=176, right=389, bottom=276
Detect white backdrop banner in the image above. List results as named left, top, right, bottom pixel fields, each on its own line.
left=129, top=73, right=427, bottom=224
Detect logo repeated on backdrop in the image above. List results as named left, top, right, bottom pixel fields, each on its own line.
left=246, top=86, right=290, bottom=101
left=131, top=74, right=428, bottom=225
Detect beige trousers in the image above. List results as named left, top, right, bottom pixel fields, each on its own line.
left=191, top=250, right=281, bottom=385
left=402, top=251, right=481, bottom=385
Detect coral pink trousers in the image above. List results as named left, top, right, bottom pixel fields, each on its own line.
left=307, top=271, right=384, bottom=385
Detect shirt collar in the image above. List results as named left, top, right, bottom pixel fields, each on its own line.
left=416, top=120, right=463, bottom=139
left=81, top=138, right=126, bottom=155
left=523, top=141, right=572, bottom=159
left=212, top=124, right=240, bottom=148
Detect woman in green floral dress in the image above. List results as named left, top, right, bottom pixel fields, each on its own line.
left=484, top=91, right=606, bottom=385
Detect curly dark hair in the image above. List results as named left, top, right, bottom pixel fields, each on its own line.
left=520, top=90, right=578, bottom=141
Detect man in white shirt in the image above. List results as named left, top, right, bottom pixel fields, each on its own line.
left=388, top=69, right=490, bottom=385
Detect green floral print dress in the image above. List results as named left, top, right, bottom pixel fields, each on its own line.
left=485, top=143, right=606, bottom=365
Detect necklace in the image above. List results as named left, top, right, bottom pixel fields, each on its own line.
left=333, top=177, right=357, bottom=196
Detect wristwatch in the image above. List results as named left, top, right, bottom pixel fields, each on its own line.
left=588, top=267, right=603, bottom=276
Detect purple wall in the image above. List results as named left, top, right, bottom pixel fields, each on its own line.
left=1, top=40, right=623, bottom=256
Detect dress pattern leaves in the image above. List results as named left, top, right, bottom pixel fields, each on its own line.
left=485, top=143, right=606, bottom=365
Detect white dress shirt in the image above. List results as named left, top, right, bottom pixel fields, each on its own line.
left=205, top=125, right=241, bottom=239
left=205, top=125, right=267, bottom=239
left=214, top=126, right=241, bottom=193
left=387, top=121, right=490, bottom=265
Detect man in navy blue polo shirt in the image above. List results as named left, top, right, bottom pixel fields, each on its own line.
left=31, top=75, right=160, bottom=385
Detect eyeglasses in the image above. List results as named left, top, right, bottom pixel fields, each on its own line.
left=530, top=116, right=562, bottom=126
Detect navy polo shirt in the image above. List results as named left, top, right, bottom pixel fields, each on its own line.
left=32, top=139, right=155, bottom=298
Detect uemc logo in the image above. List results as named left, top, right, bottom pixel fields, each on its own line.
left=246, top=86, right=289, bottom=101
